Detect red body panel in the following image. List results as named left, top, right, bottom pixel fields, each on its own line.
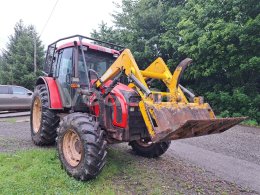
left=44, top=77, right=63, bottom=109
left=104, top=81, right=135, bottom=128
left=109, top=92, right=127, bottom=128
left=40, top=76, right=133, bottom=128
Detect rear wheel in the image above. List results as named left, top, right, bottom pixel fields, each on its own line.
left=30, top=84, right=59, bottom=145
left=57, top=113, right=107, bottom=181
left=129, top=139, right=171, bottom=158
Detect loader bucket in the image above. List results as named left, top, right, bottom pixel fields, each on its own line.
left=144, top=102, right=246, bottom=142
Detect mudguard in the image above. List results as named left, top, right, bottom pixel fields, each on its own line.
left=36, top=76, right=63, bottom=109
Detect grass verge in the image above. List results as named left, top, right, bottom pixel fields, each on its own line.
left=0, top=148, right=133, bottom=195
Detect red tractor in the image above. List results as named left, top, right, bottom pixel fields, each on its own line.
left=30, top=35, right=245, bottom=180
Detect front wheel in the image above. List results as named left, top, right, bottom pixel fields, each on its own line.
left=129, top=139, right=171, bottom=158
left=30, top=84, right=59, bottom=145
left=57, top=113, right=107, bottom=181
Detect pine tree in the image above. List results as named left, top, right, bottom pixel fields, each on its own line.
left=0, top=20, right=45, bottom=90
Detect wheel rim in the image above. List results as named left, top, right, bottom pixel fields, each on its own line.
left=136, top=139, right=153, bottom=147
left=63, top=129, right=82, bottom=167
left=32, top=96, right=42, bottom=133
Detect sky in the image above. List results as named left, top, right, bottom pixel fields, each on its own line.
left=0, top=0, right=121, bottom=50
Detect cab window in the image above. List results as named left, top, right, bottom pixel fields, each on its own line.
left=78, top=49, right=117, bottom=84
left=55, top=47, right=73, bottom=107
left=56, top=47, right=73, bottom=82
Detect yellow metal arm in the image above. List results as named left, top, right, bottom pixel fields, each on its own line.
left=94, top=48, right=242, bottom=143
left=140, top=57, right=189, bottom=103
left=96, top=49, right=155, bottom=99
left=96, top=49, right=190, bottom=103
left=96, top=49, right=147, bottom=88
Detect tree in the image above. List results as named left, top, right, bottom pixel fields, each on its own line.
left=92, top=0, right=172, bottom=68
left=0, top=20, right=45, bottom=90
left=91, top=21, right=122, bottom=47
left=174, top=0, right=260, bottom=123
left=92, top=0, right=260, bottom=124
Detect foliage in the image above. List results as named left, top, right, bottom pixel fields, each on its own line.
left=0, top=20, right=44, bottom=90
left=92, top=0, right=260, bottom=124
left=176, top=0, right=260, bottom=123
left=241, top=119, right=259, bottom=127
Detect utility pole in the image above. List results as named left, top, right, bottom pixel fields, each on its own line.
left=34, top=34, right=37, bottom=74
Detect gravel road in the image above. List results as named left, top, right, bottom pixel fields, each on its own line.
left=0, top=117, right=36, bottom=152
left=0, top=117, right=259, bottom=194
left=168, top=125, right=260, bottom=193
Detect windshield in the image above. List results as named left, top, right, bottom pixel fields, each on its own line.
left=78, top=49, right=117, bottom=84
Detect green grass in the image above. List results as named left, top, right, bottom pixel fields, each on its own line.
left=241, top=119, right=259, bottom=127
left=0, top=148, right=132, bottom=195
left=217, top=115, right=259, bottom=127
left=2, top=118, right=17, bottom=123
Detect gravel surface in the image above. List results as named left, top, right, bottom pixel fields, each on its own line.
left=0, top=117, right=258, bottom=194
left=0, top=118, right=37, bottom=152
left=179, top=125, right=260, bottom=165
left=111, top=144, right=257, bottom=194
left=167, top=125, right=260, bottom=193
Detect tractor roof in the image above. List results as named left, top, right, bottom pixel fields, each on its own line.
left=57, top=41, right=120, bottom=55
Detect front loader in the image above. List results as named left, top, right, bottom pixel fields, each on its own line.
left=30, top=35, right=245, bottom=181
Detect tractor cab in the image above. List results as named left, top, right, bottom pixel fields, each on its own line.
left=43, top=35, right=121, bottom=110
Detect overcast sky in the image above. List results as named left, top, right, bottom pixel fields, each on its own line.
left=0, top=0, right=121, bottom=50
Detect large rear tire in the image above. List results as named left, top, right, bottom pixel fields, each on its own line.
left=129, top=139, right=171, bottom=158
left=30, top=84, right=59, bottom=145
left=57, top=113, right=107, bottom=181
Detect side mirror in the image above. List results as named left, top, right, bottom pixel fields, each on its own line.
left=27, top=92, right=33, bottom=96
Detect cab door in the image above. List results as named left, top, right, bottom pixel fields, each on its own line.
left=55, top=47, right=73, bottom=107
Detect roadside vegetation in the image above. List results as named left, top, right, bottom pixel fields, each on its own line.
left=241, top=119, right=260, bottom=127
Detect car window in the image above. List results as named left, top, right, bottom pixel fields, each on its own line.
left=12, top=86, right=28, bottom=95
left=0, top=86, right=9, bottom=94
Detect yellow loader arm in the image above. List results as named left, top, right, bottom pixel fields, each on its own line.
left=96, top=49, right=246, bottom=142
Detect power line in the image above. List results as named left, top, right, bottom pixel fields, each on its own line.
left=40, top=0, right=59, bottom=36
